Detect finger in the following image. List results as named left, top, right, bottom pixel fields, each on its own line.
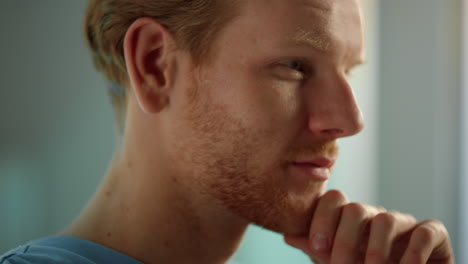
left=284, top=235, right=324, bottom=263
left=400, top=220, right=454, bottom=264
left=365, top=211, right=417, bottom=264
left=308, top=190, right=348, bottom=257
left=330, top=203, right=383, bottom=263
left=284, top=235, right=311, bottom=255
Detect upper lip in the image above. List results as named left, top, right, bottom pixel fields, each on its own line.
left=292, top=157, right=335, bottom=169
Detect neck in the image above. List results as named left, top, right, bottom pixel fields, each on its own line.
left=62, top=144, right=248, bottom=264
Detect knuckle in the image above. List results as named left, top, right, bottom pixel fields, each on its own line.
left=414, top=224, right=436, bottom=243
left=426, top=219, right=448, bottom=234
left=322, top=189, right=348, bottom=204
left=405, top=213, right=417, bottom=223
left=376, top=205, right=386, bottom=212
left=373, top=212, right=397, bottom=229
left=342, top=202, right=367, bottom=219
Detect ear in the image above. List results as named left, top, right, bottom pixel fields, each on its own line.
left=124, top=17, right=176, bottom=114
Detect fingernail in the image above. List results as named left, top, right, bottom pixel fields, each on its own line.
left=312, top=233, right=329, bottom=251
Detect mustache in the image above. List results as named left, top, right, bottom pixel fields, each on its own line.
left=284, top=141, right=339, bottom=162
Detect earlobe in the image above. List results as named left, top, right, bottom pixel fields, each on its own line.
left=123, top=17, right=174, bottom=114
left=137, top=74, right=168, bottom=114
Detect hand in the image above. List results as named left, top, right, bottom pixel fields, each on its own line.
left=284, top=190, right=454, bottom=264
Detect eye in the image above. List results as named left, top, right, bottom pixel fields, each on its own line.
left=283, top=60, right=305, bottom=72
left=272, top=59, right=311, bottom=81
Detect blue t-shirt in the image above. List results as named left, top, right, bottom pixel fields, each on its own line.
left=0, top=236, right=143, bottom=264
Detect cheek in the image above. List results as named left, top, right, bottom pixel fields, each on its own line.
left=214, top=72, right=302, bottom=133
left=245, top=85, right=303, bottom=143
left=190, top=63, right=305, bottom=164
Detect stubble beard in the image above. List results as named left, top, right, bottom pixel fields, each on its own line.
left=171, top=80, right=336, bottom=236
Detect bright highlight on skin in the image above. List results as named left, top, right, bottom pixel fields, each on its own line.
left=290, top=28, right=332, bottom=52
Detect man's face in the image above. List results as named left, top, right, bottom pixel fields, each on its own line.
left=167, top=0, right=364, bottom=235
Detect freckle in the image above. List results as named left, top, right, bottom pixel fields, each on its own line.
left=127, top=161, right=133, bottom=168
left=171, top=176, right=178, bottom=183
left=164, top=241, right=170, bottom=248
left=106, top=232, right=112, bottom=238
left=105, top=191, right=111, bottom=197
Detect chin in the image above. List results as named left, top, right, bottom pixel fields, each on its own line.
left=213, top=173, right=323, bottom=236
left=252, top=205, right=314, bottom=236
left=238, top=190, right=319, bottom=236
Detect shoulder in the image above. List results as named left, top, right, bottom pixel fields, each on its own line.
left=1, top=237, right=143, bottom=264
left=0, top=238, right=96, bottom=264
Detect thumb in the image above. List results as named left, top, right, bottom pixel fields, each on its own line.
left=284, top=235, right=311, bottom=255
left=284, top=235, right=329, bottom=264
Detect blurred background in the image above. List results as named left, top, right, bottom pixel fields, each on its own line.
left=0, top=0, right=466, bottom=263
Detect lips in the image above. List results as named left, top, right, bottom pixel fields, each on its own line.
left=290, top=157, right=335, bottom=181
left=294, top=157, right=335, bottom=169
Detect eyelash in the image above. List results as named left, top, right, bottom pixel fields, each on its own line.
left=284, top=60, right=355, bottom=79
left=284, top=60, right=304, bottom=72
left=282, top=59, right=314, bottom=77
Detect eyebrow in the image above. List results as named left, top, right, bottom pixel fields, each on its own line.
left=288, top=28, right=332, bottom=52
left=288, top=28, right=367, bottom=68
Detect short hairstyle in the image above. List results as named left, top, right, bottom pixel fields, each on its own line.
left=84, top=0, right=239, bottom=135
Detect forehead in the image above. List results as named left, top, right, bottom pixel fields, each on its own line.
left=227, top=0, right=365, bottom=61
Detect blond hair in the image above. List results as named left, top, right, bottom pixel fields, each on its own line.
left=84, top=0, right=239, bottom=134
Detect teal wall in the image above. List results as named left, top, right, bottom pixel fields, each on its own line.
left=0, top=0, right=115, bottom=252
left=234, top=226, right=310, bottom=263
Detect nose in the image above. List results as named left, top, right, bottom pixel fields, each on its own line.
left=306, top=74, right=364, bottom=139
